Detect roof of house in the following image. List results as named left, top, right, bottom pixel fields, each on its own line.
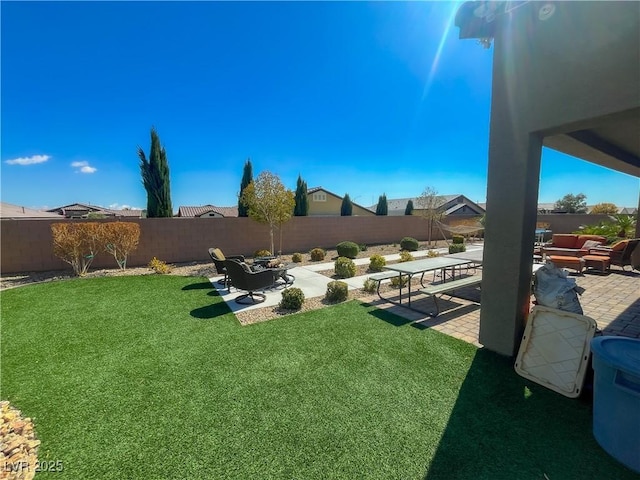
left=373, top=195, right=485, bottom=215
left=46, top=203, right=145, bottom=217
left=177, top=205, right=238, bottom=217
left=0, top=202, right=62, bottom=219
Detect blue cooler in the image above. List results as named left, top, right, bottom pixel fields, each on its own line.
left=590, top=336, right=640, bottom=473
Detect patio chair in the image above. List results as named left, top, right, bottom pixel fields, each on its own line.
left=587, top=238, right=640, bottom=271
left=224, top=259, right=277, bottom=304
left=208, top=248, right=245, bottom=288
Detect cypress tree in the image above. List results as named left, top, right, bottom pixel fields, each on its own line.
left=405, top=199, right=414, bottom=215
left=293, top=174, right=309, bottom=216
left=138, top=127, right=173, bottom=217
left=375, top=194, right=388, bottom=216
left=341, top=194, right=353, bottom=216
left=238, top=159, right=253, bottom=217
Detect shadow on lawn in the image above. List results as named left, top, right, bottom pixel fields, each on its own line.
left=182, top=281, right=215, bottom=291
left=190, top=301, right=231, bottom=319
left=423, top=349, right=637, bottom=480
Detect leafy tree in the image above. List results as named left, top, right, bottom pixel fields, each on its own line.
left=590, top=202, right=618, bottom=215
left=240, top=171, right=295, bottom=255
left=101, top=222, right=141, bottom=270
left=404, top=199, right=414, bottom=215
left=51, top=223, right=103, bottom=276
left=294, top=174, right=309, bottom=216
left=341, top=194, right=353, bottom=216
left=375, top=194, right=388, bottom=216
left=238, top=158, right=253, bottom=217
left=554, top=193, right=587, bottom=213
left=417, top=187, right=443, bottom=246
left=138, top=127, right=173, bottom=217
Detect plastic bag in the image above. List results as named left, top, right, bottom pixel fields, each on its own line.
left=533, top=262, right=585, bottom=314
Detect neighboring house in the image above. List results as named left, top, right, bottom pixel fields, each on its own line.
left=46, top=203, right=145, bottom=218
left=307, top=187, right=375, bottom=216
left=378, top=195, right=485, bottom=216
left=177, top=205, right=238, bottom=218
left=0, top=202, right=62, bottom=219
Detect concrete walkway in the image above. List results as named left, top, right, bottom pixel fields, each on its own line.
left=210, top=243, right=483, bottom=313
left=211, top=243, right=640, bottom=347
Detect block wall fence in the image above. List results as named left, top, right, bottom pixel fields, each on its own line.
left=0, top=214, right=610, bottom=274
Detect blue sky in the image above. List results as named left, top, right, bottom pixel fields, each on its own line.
left=2, top=1, right=638, bottom=212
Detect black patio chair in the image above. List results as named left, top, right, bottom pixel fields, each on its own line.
left=224, top=259, right=278, bottom=304
left=208, top=248, right=245, bottom=289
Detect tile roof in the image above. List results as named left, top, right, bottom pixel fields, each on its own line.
left=45, top=203, right=145, bottom=217
left=0, top=202, right=62, bottom=219
left=177, top=205, right=238, bottom=217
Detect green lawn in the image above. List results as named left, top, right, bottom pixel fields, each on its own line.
left=1, top=276, right=635, bottom=479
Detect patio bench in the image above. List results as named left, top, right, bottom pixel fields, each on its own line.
left=369, top=271, right=400, bottom=293
left=419, top=275, right=482, bottom=317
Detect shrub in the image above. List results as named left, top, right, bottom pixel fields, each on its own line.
left=452, top=235, right=465, bottom=245
left=310, top=248, right=326, bottom=261
left=334, top=257, right=356, bottom=278
left=390, top=275, right=408, bottom=288
left=400, top=237, right=419, bottom=251
left=399, top=251, right=414, bottom=262
left=449, top=244, right=466, bottom=254
left=291, top=252, right=303, bottom=263
left=254, top=249, right=272, bottom=258
left=363, top=278, right=377, bottom=293
left=326, top=280, right=348, bottom=303
left=148, top=257, right=172, bottom=274
left=336, top=241, right=359, bottom=259
left=51, top=222, right=103, bottom=276
left=101, top=222, right=140, bottom=270
left=280, top=287, right=305, bottom=310
left=427, top=249, right=439, bottom=258
left=359, top=244, right=368, bottom=252
left=369, top=254, right=386, bottom=272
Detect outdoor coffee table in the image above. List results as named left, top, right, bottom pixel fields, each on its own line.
left=268, top=263, right=295, bottom=287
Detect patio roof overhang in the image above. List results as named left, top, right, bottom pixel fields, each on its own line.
left=456, top=1, right=640, bottom=179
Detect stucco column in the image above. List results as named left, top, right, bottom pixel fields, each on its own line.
left=479, top=31, right=544, bottom=357
left=636, top=192, right=640, bottom=239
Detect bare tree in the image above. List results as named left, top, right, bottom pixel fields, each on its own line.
left=417, top=187, right=443, bottom=246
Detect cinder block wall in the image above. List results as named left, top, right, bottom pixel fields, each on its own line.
left=0, top=216, right=464, bottom=274
left=0, top=213, right=611, bottom=274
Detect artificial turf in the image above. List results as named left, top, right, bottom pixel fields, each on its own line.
left=1, top=275, right=636, bottom=479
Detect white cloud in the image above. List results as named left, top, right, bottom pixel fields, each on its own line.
left=71, top=161, right=97, bottom=174
left=109, top=203, right=142, bottom=211
left=5, top=154, right=51, bottom=165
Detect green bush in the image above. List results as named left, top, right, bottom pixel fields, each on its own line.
left=334, top=257, right=356, bottom=278
left=448, top=244, right=466, bottom=254
left=326, top=280, right=348, bottom=303
left=292, top=252, right=303, bottom=263
left=359, top=244, right=368, bottom=252
left=254, top=249, right=272, bottom=258
left=368, top=254, right=386, bottom=272
left=400, top=237, right=419, bottom=251
left=427, top=249, right=439, bottom=258
left=309, top=248, right=326, bottom=261
left=399, top=251, right=414, bottom=262
left=363, top=278, right=377, bottom=293
left=336, top=241, right=359, bottom=259
left=280, top=287, right=305, bottom=310
left=452, top=235, right=465, bottom=245
left=390, top=275, right=408, bottom=288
